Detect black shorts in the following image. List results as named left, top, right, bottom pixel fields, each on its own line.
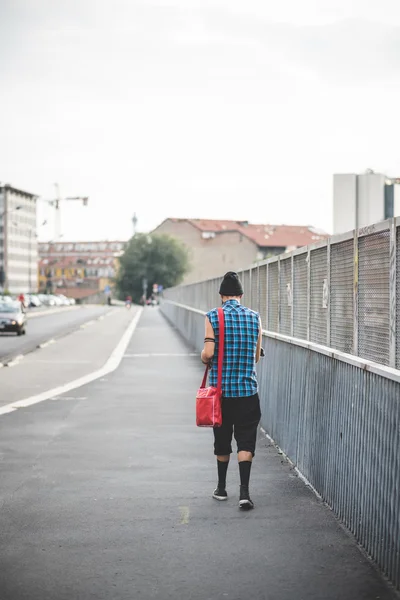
left=213, top=393, right=261, bottom=457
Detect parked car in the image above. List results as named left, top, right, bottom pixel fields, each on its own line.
left=0, top=302, right=27, bottom=335
left=38, top=294, right=56, bottom=306
left=0, top=295, right=14, bottom=305
left=56, top=294, right=71, bottom=306
left=28, top=294, right=42, bottom=308
left=50, top=295, right=64, bottom=306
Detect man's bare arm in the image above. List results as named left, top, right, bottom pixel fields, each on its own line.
left=201, top=317, right=215, bottom=365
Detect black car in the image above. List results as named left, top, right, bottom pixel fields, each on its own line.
left=0, top=302, right=27, bottom=335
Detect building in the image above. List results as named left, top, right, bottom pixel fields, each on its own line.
left=38, top=240, right=127, bottom=301
left=0, top=184, right=38, bottom=294
left=152, top=218, right=327, bottom=284
left=333, top=170, right=400, bottom=235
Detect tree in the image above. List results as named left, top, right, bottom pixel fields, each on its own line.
left=117, top=234, right=189, bottom=302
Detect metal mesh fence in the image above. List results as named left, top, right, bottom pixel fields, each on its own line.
left=242, top=269, right=251, bottom=306
left=358, top=230, right=390, bottom=366
left=250, top=266, right=259, bottom=312
left=279, top=257, right=292, bottom=335
left=293, top=252, right=308, bottom=340
left=397, top=226, right=400, bottom=369
left=267, top=261, right=279, bottom=332
left=330, top=239, right=354, bottom=354
left=310, top=246, right=328, bottom=345
left=166, top=219, right=400, bottom=369
left=258, top=264, right=267, bottom=328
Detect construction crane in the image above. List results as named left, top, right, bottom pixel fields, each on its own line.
left=45, top=183, right=89, bottom=241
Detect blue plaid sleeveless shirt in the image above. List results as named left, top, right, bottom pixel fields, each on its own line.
left=206, top=300, right=260, bottom=398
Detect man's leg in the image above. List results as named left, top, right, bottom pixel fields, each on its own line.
left=234, top=394, right=261, bottom=510
left=216, top=454, right=230, bottom=494
left=213, top=402, right=233, bottom=501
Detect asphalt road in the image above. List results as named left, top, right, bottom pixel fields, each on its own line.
left=0, top=305, right=112, bottom=364
left=0, top=306, right=140, bottom=407
left=0, top=307, right=397, bottom=600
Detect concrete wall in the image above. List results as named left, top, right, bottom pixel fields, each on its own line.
left=357, top=172, right=386, bottom=229
left=152, top=219, right=258, bottom=284
left=333, top=172, right=388, bottom=234
left=333, top=174, right=357, bottom=234
left=394, top=183, right=400, bottom=217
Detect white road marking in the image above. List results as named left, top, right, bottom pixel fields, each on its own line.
left=0, top=308, right=143, bottom=417
left=6, top=354, right=24, bottom=367
left=0, top=405, right=18, bottom=416
left=38, top=339, right=56, bottom=349
left=123, top=353, right=198, bottom=358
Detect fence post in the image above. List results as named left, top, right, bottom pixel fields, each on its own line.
left=277, top=257, right=281, bottom=334
left=266, top=262, right=269, bottom=331
left=307, top=248, right=311, bottom=341
left=327, top=238, right=331, bottom=347
left=389, top=218, right=397, bottom=368
left=353, top=229, right=359, bottom=356
left=248, top=268, right=252, bottom=310
left=290, top=253, right=294, bottom=337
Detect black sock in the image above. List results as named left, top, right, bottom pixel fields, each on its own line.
left=239, top=461, right=252, bottom=489
left=217, top=460, right=229, bottom=488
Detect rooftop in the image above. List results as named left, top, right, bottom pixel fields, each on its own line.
left=0, top=183, right=38, bottom=198
left=167, top=218, right=328, bottom=248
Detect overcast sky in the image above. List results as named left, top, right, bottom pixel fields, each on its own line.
left=1, top=0, right=400, bottom=241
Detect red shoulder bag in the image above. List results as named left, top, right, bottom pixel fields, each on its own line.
left=196, top=307, right=224, bottom=428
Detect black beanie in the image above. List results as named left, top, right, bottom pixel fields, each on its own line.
left=219, top=272, right=243, bottom=296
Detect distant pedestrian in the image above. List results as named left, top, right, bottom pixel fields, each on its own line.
left=18, top=293, right=26, bottom=309
left=201, top=272, right=262, bottom=510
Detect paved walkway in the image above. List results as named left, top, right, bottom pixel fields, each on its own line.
left=0, top=307, right=397, bottom=600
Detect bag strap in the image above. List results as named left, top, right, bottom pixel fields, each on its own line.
left=200, top=307, right=225, bottom=390
left=200, top=367, right=208, bottom=388
left=216, top=307, right=225, bottom=394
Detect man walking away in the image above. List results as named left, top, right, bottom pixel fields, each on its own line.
left=201, top=272, right=262, bottom=511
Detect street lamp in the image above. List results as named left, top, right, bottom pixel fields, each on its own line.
left=141, top=235, right=152, bottom=301
left=132, top=213, right=138, bottom=236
